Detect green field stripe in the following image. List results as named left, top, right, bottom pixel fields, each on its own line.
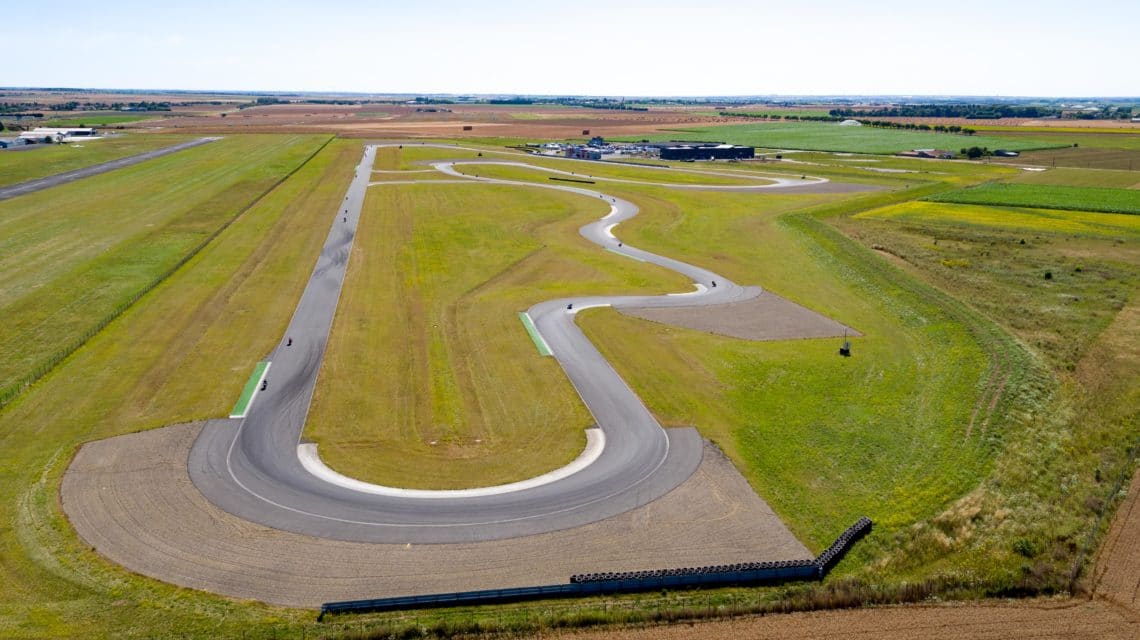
left=230, top=361, right=270, bottom=418
left=518, top=312, right=552, bottom=356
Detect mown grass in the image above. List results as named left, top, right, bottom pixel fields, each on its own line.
left=857, top=201, right=1140, bottom=238
left=0, top=138, right=363, bottom=639
left=1010, top=167, right=1140, bottom=189
left=623, top=121, right=1060, bottom=155
left=924, top=183, right=1140, bottom=215
left=575, top=185, right=998, bottom=549
left=449, top=161, right=775, bottom=187
left=38, top=114, right=163, bottom=127
left=0, top=133, right=197, bottom=187
left=305, top=181, right=688, bottom=488
left=0, top=134, right=329, bottom=406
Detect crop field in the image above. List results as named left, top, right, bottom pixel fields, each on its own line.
left=306, top=182, right=688, bottom=488
left=924, top=183, right=1140, bottom=214
left=0, top=133, right=198, bottom=187
left=627, top=121, right=1061, bottom=154
left=856, top=201, right=1140, bottom=238
left=0, top=134, right=329, bottom=405
left=991, top=143, right=1140, bottom=171
left=1010, top=167, right=1140, bottom=188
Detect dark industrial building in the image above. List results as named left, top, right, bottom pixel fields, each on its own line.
left=656, top=143, right=755, bottom=161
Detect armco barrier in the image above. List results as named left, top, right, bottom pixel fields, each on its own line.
left=318, top=517, right=871, bottom=619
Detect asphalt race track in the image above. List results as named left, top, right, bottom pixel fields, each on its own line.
left=0, top=136, right=220, bottom=201
left=189, top=144, right=825, bottom=543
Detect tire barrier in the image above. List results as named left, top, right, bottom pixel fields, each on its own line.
left=318, top=517, right=871, bottom=619
left=548, top=176, right=596, bottom=184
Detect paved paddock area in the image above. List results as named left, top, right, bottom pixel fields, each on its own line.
left=62, top=422, right=810, bottom=607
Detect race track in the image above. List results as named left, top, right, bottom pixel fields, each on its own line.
left=189, top=144, right=833, bottom=543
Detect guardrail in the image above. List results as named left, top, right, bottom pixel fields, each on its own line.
left=319, top=516, right=871, bottom=620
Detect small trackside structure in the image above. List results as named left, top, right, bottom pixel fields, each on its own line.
left=318, top=517, right=872, bottom=619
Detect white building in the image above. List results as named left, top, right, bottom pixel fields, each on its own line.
left=19, top=127, right=99, bottom=142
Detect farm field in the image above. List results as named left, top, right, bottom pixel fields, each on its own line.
left=924, top=182, right=1140, bottom=214
left=0, top=133, right=198, bottom=187
left=305, top=181, right=687, bottom=488
left=0, top=134, right=328, bottom=405
left=856, top=201, right=1140, bottom=238
left=627, top=121, right=1061, bottom=154
left=1010, top=166, right=1140, bottom=188
left=38, top=113, right=165, bottom=127
left=989, top=132, right=1140, bottom=170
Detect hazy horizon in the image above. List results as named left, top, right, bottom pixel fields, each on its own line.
left=4, top=0, right=1137, bottom=97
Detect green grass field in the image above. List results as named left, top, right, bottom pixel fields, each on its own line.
left=305, top=181, right=687, bottom=488
left=572, top=185, right=997, bottom=547
left=1010, top=167, right=1140, bottom=188
left=0, top=138, right=362, bottom=639
left=0, top=133, right=198, bottom=187
left=836, top=198, right=1140, bottom=588
left=924, top=183, right=1140, bottom=214
left=0, top=134, right=329, bottom=405
left=450, top=160, right=776, bottom=186
left=2, top=128, right=1139, bottom=639
left=38, top=114, right=164, bottom=127
left=625, top=121, right=1062, bottom=155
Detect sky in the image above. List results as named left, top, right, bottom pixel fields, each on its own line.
left=4, top=0, right=1137, bottom=97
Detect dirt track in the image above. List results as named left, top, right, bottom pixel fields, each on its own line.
left=62, top=423, right=809, bottom=607
left=621, top=290, right=859, bottom=342
left=1090, top=467, right=1140, bottom=612
left=535, top=599, right=1139, bottom=639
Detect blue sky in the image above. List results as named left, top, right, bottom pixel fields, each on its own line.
left=4, top=0, right=1137, bottom=96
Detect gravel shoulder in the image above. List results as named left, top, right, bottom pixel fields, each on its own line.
left=62, top=422, right=810, bottom=607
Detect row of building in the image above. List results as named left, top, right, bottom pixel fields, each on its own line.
left=546, top=137, right=756, bottom=162
left=0, top=127, right=101, bottom=148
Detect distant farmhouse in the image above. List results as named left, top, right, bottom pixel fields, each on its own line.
left=655, top=143, right=755, bottom=161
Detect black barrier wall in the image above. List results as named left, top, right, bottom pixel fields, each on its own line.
left=319, top=517, right=872, bottom=619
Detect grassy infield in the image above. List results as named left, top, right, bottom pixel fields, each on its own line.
left=0, top=127, right=1138, bottom=638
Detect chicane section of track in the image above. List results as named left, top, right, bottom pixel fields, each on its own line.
left=189, top=144, right=824, bottom=544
